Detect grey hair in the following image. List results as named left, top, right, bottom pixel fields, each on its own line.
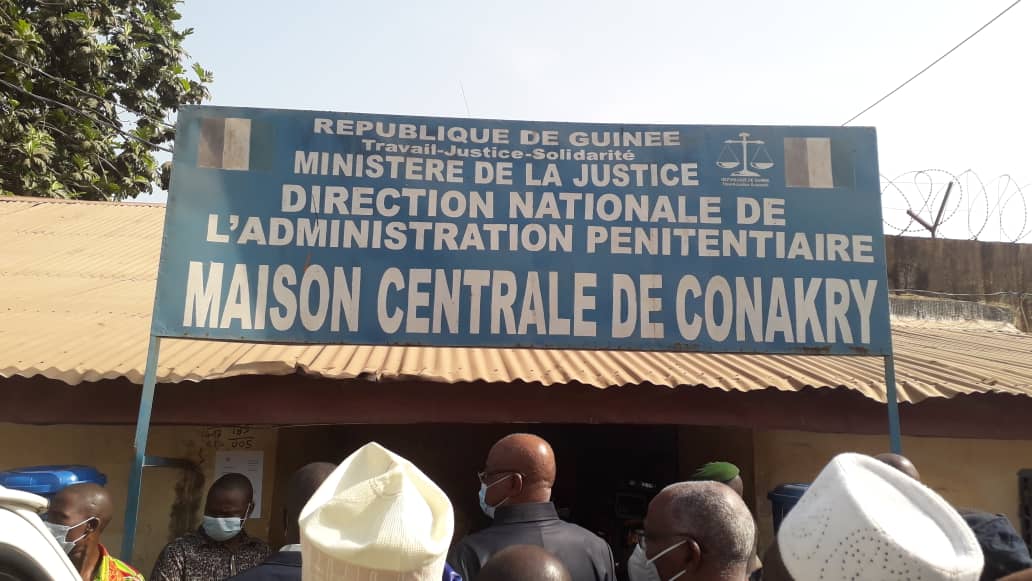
left=664, top=481, right=756, bottom=571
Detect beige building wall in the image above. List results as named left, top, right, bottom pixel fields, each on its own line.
left=752, top=429, right=1032, bottom=550
left=0, top=423, right=279, bottom=574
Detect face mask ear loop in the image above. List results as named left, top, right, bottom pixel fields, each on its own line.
left=486, top=473, right=513, bottom=490
left=646, top=539, right=688, bottom=564
left=63, top=517, right=99, bottom=550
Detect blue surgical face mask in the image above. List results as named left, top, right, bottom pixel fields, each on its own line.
left=478, top=474, right=514, bottom=518
left=45, top=517, right=97, bottom=554
left=202, top=515, right=244, bottom=542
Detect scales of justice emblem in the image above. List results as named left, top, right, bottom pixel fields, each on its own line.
left=717, top=132, right=774, bottom=177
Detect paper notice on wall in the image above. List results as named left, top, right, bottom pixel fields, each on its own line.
left=214, top=450, right=264, bottom=519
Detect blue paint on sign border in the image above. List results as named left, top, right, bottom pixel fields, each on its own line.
left=154, top=106, right=889, bottom=356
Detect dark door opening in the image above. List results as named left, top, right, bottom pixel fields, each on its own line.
left=270, top=423, right=680, bottom=574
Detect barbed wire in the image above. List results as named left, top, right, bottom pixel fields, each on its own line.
left=881, top=169, right=1031, bottom=242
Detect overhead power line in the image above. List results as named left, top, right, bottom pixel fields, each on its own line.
left=459, top=81, right=472, bottom=116
left=0, top=77, right=173, bottom=152
left=842, top=0, right=1023, bottom=126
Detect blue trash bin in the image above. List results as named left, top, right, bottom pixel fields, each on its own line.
left=0, top=465, right=107, bottom=498
left=768, top=483, right=810, bottom=533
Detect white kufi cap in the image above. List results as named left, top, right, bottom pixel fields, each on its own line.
left=778, top=453, right=983, bottom=581
left=300, top=442, right=454, bottom=581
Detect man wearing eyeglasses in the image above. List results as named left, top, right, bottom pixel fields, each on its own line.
left=152, top=473, right=269, bottom=581
left=629, top=482, right=755, bottom=581
left=448, top=433, right=615, bottom=581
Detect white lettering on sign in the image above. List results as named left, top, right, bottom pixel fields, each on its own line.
left=184, top=261, right=360, bottom=334
left=180, top=261, right=881, bottom=347
left=163, top=111, right=889, bottom=355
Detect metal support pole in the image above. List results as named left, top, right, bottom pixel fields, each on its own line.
left=883, top=355, right=903, bottom=454
left=121, top=335, right=162, bottom=560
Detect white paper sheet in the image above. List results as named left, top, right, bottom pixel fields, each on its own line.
left=214, top=450, right=264, bottom=519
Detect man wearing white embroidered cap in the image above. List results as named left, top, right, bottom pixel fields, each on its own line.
left=299, top=442, right=455, bottom=581
left=778, top=453, right=983, bottom=581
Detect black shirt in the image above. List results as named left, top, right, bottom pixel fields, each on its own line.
left=448, top=502, right=615, bottom=581
left=226, top=551, right=301, bottom=581
left=958, top=509, right=1032, bottom=581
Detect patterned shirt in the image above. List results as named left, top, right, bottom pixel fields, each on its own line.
left=94, top=545, right=145, bottom=581
left=151, top=529, right=270, bottom=581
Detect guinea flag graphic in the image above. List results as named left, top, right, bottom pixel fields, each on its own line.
left=783, top=137, right=854, bottom=189
left=196, top=117, right=273, bottom=171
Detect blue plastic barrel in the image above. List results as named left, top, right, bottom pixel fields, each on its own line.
left=768, top=483, right=810, bottom=532
left=0, top=465, right=107, bottom=498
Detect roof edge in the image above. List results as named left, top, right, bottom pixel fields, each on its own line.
left=0, top=195, right=166, bottom=209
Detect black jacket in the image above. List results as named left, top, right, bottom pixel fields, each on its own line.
left=448, top=502, right=615, bottom=581
left=959, top=509, right=1032, bottom=581
left=226, top=551, right=301, bottom=581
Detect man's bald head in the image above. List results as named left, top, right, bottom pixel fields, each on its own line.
left=645, top=481, right=755, bottom=580
left=49, top=483, right=113, bottom=530
left=483, top=433, right=556, bottom=504
left=477, top=545, right=572, bottom=581
left=284, top=462, right=335, bottom=544
left=45, top=483, right=113, bottom=565
left=874, top=453, right=921, bottom=481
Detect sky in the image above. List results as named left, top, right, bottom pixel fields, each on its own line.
left=137, top=0, right=1031, bottom=240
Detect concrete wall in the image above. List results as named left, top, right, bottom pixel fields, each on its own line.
left=0, top=423, right=279, bottom=574
left=885, top=237, right=1032, bottom=330
left=752, top=429, right=1032, bottom=551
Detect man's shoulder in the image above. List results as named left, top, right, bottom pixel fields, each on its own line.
left=98, top=546, right=145, bottom=581
left=460, top=518, right=609, bottom=552
left=107, top=557, right=146, bottom=581
left=241, top=533, right=271, bottom=550
left=166, top=531, right=205, bottom=549
left=451, top=528, right=488, bottom=553
left=240, top=535, right=272, bottom=560
left=552, top=520, right=611, bottom=550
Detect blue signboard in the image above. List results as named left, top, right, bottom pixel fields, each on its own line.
left=154, top=106, right=890, bottom=355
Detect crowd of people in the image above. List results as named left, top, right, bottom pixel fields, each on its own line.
left=41, top=433, right=1032, bottom=581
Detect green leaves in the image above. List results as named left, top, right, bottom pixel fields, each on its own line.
left=0, top=0, right=211, bottom=200
left=64, top=12, right=90, bottom=25
left=12, top=19, right=34, bottom=37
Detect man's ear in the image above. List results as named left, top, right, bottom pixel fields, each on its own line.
left=683, top=539, right=703, bottom=572
left=510, top=473, right=525, bottom=495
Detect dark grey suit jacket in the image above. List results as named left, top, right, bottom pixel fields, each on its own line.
left=448, top=502, right=615, bottom=581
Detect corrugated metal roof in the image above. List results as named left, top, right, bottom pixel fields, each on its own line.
left=2, top=197, right=1031, bottom=403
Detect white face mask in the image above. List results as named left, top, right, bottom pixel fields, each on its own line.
left=478, top=474, right=514, bottom=518
left=628, top=540, right=688, bottom=581
left=45, top=517, right=97, bottom=554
